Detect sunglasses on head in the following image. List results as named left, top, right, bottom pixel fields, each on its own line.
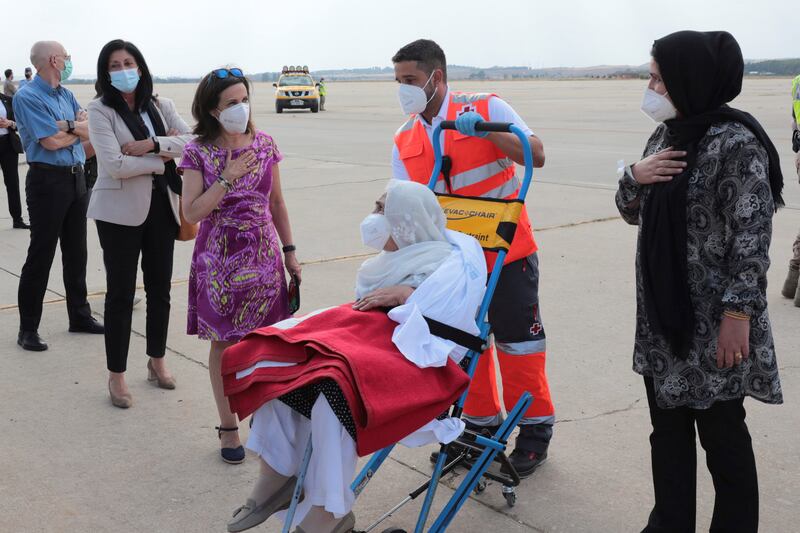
left=212, top=68, right=244, bottom=79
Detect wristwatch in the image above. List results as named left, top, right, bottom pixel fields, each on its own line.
left=151, top=137, right=160, bottom=154
left=66, top=120, right=75, bottom=134
left=282, top=245, right=296, bottom=253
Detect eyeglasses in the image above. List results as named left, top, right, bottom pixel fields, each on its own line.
left=212, top=68, right=244, bottom=79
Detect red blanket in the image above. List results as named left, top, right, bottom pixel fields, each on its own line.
left=221, top=304, right=470, bottom=456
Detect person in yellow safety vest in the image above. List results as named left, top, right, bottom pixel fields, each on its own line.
left=781, top=74, right=800, bottom=306
left=391, top=39, right=552, bottom=478
left=317, top=77, right=327, bottom=111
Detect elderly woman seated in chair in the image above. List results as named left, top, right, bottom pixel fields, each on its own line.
left=222, top=180, right=487, bottom=533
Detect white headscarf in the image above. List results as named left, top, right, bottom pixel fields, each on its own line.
left=355, top=181, right=453, bottom=299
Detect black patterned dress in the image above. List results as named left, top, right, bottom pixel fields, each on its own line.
left=616, top=121, right=783, bottom=409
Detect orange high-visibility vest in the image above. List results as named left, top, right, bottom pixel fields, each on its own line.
left=394, top=91, right=537, bottom=268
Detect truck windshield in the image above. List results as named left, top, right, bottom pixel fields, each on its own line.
left=279, top=76, right=313, bottom=87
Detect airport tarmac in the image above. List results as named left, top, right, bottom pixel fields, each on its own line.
left=1, top=78, right=798, bottom=532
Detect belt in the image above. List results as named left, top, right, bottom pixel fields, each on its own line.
left=29, top=162, right=84, bottom=175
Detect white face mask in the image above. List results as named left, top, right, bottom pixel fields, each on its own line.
left=397, top=71, right=437, bottom=115
left=360, top=213, right=392, bottom=250
left=641, top=88, right=677, bottom=123
left=217, top=103, right=250, bottom=134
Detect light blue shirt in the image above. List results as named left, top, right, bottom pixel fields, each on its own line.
left=18, top=78, right=31, bottom=89
left=13, top=74, right=85, bottom=165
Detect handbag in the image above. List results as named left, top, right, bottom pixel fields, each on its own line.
left=83, top=156, right=98, bottom=188
left=176, top=197, right=198, bottom=241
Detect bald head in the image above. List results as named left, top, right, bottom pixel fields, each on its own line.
left=30, top=41, right=65, bottom=70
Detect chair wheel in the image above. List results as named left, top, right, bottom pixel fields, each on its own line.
left=474, top=480, right=487, bottom=494
left=504, top=490, right=516, bottom=507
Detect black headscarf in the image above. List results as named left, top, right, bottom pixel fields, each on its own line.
left=640, top=30, right=783, bottom=359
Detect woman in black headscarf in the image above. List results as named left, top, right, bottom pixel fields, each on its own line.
left=615, top=31, right=783, bottom=533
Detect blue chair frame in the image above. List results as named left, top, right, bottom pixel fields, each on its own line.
left=282, top=120, right=536, bottom=533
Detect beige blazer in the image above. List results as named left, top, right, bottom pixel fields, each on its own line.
left=87, top=96, right=194, bottom=226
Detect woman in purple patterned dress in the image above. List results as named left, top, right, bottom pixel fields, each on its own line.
left=180, top=68, right=301, bottom=464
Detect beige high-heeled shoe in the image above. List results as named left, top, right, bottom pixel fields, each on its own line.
left=147, top=359, right=176, bottom=390
left=108, top=380, right=132, bottom=409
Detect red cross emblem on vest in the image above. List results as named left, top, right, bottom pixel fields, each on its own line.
left=456, top=104, right=477, bottom=118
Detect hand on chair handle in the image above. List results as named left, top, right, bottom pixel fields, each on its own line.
left=454, top=112, right=489, bottom=138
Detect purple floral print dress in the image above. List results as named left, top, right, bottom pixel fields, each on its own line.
left=179, top=131, right=290, bottom=341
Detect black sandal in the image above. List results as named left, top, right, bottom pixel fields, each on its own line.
left=216, top=426, right=246, bottom=464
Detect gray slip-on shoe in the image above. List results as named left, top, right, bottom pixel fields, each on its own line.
left=227, top=476, right=298, bottom=532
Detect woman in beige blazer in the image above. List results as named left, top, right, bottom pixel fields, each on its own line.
left=87, top=40, right=193, bottom=408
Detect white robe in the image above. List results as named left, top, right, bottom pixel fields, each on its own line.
left=243, top=229, right=486, bottom=522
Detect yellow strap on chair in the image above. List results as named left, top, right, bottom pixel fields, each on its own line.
left=436, top=194, right=523, bottom=252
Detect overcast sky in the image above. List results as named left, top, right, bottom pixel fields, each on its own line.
left=1, top=0, right=793, bottom=79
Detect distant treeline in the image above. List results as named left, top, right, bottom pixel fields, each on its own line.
left=745, top=59, right=800, bottom=76
left=62, top=59, right=800, bottom=85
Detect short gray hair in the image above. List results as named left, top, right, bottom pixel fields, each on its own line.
left=30, top=41, right=63, bottom=70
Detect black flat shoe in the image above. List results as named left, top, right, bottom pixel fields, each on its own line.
left=17, top=330, right=48, bottom=351
left=217, top=426, right=246, bottom=464
left=12, top=219, right=30, bottom=230
left=68, top=317, right=105, bottom=334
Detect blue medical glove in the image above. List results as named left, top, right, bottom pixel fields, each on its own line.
left=454, top=111, right=489, bottom=138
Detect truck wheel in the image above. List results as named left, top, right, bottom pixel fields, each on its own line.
left=275, top=103, right=283, bottom=114
left=310, top=100, right=319, bottom=113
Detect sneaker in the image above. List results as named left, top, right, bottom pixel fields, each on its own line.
left=502, top=449, right=548, bottom=479
left=429, top=441, right=473, bottom=466
left=500, top=423, right=552, bottom=478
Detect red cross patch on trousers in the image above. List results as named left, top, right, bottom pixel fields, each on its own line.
left=529, top=304, right=542, bottom=336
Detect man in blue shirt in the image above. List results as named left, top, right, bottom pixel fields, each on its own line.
left=18, top=68, right=33, bottom=90
left=13, top=40, right=103, bottom=351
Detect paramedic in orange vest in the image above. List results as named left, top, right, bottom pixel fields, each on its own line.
left=391, top=39, right=552, bottom=478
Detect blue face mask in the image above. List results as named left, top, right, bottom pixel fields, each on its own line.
left=109, top=68, right=140, bottom=94
left=60, top=58, right=73, bottom=82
